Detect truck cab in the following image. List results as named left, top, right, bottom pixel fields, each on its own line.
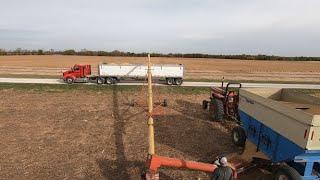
left=63, top=64, right=91, bottom=84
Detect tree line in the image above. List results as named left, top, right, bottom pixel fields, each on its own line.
left=0, top=48, right=319, bottom=61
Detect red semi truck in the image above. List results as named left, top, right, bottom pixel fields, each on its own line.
left=62, top=63, right=185, bottom=85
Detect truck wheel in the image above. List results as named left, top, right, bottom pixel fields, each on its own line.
left=274, top=165, right=301, bottom=180
left=232, top=126, right=246, bottom=147
left=166, top=78, right=174, bottom=85
left=66, top=77, right=74, bottom=84
left=97, top=77, right=105, bottom=84
left=202, top=100, right=208, bottom=109
left=105, top=77, right=113, bottom=84
left=210, top=99, right=224, bottom=121
left=174, top=78, right=183, bottom=85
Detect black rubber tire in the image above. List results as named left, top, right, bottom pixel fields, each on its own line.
left=210, top=98, right=224, bottom=121
left=274, top=165, right=301, bottom=180
left=232, top=126, right=246, bottom=147
left=97, top=77, right=105, bottom=84
left=174, top=78, right=183, bottom=85
left=105, top=77, right=113, bottom=84
left=166, top=78, right=174, bottom=85
left=112, top=77, right=118, bottom=84
left=202, top=100, right=208, bottom=110
left=66, top=77, right=74, bottom=84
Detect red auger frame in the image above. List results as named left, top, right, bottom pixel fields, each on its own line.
left=143, top=154, right=237, bottom=180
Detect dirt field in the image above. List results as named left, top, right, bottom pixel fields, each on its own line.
left=0, top=84, right=272, bottom=179
left=1, top=55, right=320, bottom=82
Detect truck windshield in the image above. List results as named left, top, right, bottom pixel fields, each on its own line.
left=73, top=66, right=79, bottom=71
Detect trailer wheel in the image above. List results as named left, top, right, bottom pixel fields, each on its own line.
left=232, top=126, right=246, bottom=147
left=112, top=77, right=118, bottom=84
left=274, top=165, right=301, bottom=180
left=210, top=99, right=224, bottom=121
left=66, top=77, right=74, bottom=84
left=202, top=100, right=208, bottom=109
left=174, top=78, right=183, bottom=85
left=166, top=78, right=174, bottom=85
left=105, top=77, right=113, bottom=85
left=97, top=77, right=105, bottom=84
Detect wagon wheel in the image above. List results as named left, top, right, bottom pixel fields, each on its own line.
left=231, top=126, right=246, bottom=147
left=274, top=165, right=301, bottom=180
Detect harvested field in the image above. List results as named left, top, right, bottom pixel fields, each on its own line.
left=0, top=84, right=270, bottom=179
left=1, top=55, right=320, bottom=82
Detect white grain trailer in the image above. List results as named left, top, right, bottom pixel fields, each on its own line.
left=97, top=63, right=184, bottom=85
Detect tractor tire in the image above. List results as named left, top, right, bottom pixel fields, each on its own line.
left=105, top=77, right=113, bottom=85
left=210, top=98, right=224, bottom=121
left=174, top=78, right=183, bottom=85
left=232, top=126, right=246, bottom=147
left=274, top=165, right=301, bottom=180
left=66, top=77, right=74, bottom=84
left=202, top=100, right=208, bottom=110
left=97, top=77, right=105, bottom=84
left=166, top=78, right=174, bottom=85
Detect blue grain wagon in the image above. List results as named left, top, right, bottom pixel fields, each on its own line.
left=232, top=88, right=320, bottom=179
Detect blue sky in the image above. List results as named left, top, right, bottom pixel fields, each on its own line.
left=0, top=0, right=319, bottom=56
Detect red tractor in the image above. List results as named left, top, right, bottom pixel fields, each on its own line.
left=202, top=82, right=242, bottom=121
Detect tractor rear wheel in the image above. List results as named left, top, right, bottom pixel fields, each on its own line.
left=274, top=165, right=301, bottom=180
left=232, top=126, right=246, bottom=147
left=210, top=98, right=224, bottom=121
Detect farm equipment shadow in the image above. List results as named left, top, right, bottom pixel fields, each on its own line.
left=155, top=98, right=239, bottom=163
left=96, top=86, right=173, bottom=180
left=173, top=99, right=210, bottom=121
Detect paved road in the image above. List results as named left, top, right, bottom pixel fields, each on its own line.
left=0, top=77, right=320, bottom=89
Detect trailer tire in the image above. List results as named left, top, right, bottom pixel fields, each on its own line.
left=112, top=77, right=118, bottom=84
left=105, top=77, right=113, bottom=85
left=66, top=77, right=74, bottom=84
left=274, top=165, right=301, bottom=180
left=232, top=126, right=246, bottom=147
left=97, top=77, right=105, bottom=84
left=210, top=99, right=224, bottom=121
left=174, top=78, right=183, bottom=85
left=166, top=78, right=174, bottom=85
left=202, top=100, right=208, bottom=110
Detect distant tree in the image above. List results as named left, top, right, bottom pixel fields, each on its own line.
left=15, top=48, right=22, bottom=55
left=62, top=49, right=76, bottom=55
left=0, top=48, right=6, bottom=55
left=37, top=49, right=43, bottom=55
